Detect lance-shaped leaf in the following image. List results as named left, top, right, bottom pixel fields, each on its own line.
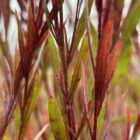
left=95, top=17, right=114, bottom=101
left=46, top=37, right=60, bottom=72
left=69, top=35, right=89, bottom=101
left=18, top=71, right=40, bottom=140
left=95, top=39, right=122, bottom=129
left=103, top=40, right=122, bottom=93
left=122, top=0, right=140, bottom=45
left=48, top=98, right=67, bottom=140
left=70, top=0, right=94, bottom=60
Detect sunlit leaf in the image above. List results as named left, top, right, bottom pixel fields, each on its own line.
left=48, top=98, right=67, bottom=140
left=46, top=37, right=60, bottom=72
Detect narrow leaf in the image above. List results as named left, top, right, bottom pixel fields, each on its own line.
left=90, top=23, right=98, bottom=49
left=48, top=98, right=67, bottom=140
left=70, top=35, right=89, bottom=101
left=103, top=39, right=122, bottom=92
left=95, top=17, right=114, bottom=99
left=47, top=37, right=60, bottom=72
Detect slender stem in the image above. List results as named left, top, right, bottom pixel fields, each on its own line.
left=58, top=1, right=76, bottom=139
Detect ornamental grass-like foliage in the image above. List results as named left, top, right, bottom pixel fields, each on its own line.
left=0, top=0, right=140, bottom=140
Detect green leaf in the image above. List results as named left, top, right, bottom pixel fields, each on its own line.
left=18, top=71, right=40, bottom=140
left=114, top=41, right=132, bottom=82
left=90, top=23, right=98, bottom=59
left=71, top=0, right=94, bottom=57
left=97, top=107, right=105, bottom=135
left=90, top=23, right=97, bottom=48
left=47, top=37, right=60, bottom=72
left=70, top=35, right=89, bottom=101
left=122, top=0, right=140, bottom=45
left=14, top=109, right=20, bottom=130
left=48, top=98, right=67, bottom=140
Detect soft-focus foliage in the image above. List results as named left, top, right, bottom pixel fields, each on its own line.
left=0, top=0, right=140, bottom=140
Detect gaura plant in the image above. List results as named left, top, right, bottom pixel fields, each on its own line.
left=0, top=0, right=140, bottom=140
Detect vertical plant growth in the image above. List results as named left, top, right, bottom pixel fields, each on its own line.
left=0, top=0, right=140, bottom=140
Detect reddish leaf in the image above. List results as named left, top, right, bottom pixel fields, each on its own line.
left=95, top=16, right=114, bottom=106
left=103, top=39, right=122, bottom=93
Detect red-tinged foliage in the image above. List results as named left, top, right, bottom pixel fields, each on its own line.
left=104, top=40, right=122, bottom=93
left=0, top=1, right=49, bottom=139
left=95, top=17, right=114, bottom=117
left=103, top=0, right=112, bottom=27
left=0, top=0, right=140, bottom=140
left=93, top=17, right=122, bottom=139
